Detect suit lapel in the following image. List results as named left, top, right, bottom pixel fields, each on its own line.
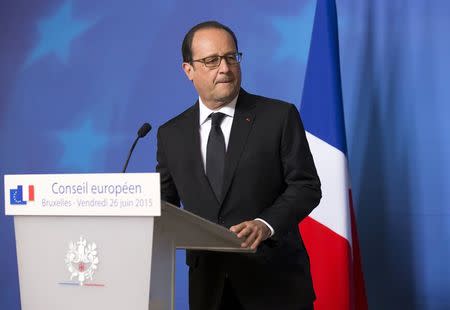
left=220, top=90, right=256, bottom=204
left=190, top=102, right=204, bottom=179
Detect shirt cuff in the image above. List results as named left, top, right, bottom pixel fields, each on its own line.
left=254, top=218, right=275, bottom=237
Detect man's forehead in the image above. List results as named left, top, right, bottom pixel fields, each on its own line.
left=191, top=28, right=236, bottom=56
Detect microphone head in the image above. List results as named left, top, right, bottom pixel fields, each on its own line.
left=137, top=123, right=152, bottom=138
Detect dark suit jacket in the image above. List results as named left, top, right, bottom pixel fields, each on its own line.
left=156, top=89, right=321, bottom=310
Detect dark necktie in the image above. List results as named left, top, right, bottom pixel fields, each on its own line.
left=206, top=112, right=226, bottom=200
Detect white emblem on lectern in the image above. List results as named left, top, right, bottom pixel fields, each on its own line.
left=65, top=236, right=99, bottom=286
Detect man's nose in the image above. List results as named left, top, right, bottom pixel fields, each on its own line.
left=217, top=57, right=231, bottom=72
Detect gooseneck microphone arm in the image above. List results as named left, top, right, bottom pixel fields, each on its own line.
left=122, top=136, right=140, bottom=173
left=122, top=123, right=152, bottom=173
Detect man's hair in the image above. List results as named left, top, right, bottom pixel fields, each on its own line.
left=181, top=21, right=238, bottom=63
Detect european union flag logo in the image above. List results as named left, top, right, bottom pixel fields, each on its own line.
left=10, top=185, right=33, bottom=205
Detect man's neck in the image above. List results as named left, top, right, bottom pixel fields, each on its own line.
left=199, top=94, right=239, bottom=111
left=198, top=94, right=238, bottom=125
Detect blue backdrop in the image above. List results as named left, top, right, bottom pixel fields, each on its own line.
left=1, top=1, right=449, bottom=309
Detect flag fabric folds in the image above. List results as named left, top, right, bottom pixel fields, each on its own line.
left=299, top=1, right=368, bottom=309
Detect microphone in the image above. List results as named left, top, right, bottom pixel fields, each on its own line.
left=137, top=122, right=151, bottom=138
left=122, top=123, right=152, bottom=173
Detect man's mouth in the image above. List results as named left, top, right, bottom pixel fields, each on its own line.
left=216, top=79, right=233, bottom=84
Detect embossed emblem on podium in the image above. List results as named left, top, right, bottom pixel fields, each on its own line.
left=62, top=236, right=101, bottom=286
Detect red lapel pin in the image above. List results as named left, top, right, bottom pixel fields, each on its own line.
left=245, top=117, right=251, bottom=122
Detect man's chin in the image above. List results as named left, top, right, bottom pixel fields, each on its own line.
left=215, top=85, right=239, bottom=99
left=215, top=93, right=237, bottom=105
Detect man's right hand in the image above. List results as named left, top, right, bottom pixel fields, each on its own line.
left=230, top=220, right=271, bottom=250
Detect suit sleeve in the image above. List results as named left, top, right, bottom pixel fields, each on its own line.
left=258, top=104, right=321, bottom=236
left=156, top=127, right=180, bottom=206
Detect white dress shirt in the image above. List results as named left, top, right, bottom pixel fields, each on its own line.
left=198, top=96, right=275, bottom=237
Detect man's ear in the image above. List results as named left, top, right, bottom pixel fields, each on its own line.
left=182, top=62, right=194, bottom=81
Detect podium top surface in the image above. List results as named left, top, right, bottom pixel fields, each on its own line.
left=159, top=201, right=255, bottom=253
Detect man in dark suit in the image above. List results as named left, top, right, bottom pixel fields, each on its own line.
left=156, top=21, right=321, bottom=310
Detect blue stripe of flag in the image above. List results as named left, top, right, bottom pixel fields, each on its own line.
left=300, top=0, right=347, bottom=155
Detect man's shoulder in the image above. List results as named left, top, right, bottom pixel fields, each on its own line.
left=242, top=90, right=296, bottom=114
left=158, top=103, right=196, bottom=132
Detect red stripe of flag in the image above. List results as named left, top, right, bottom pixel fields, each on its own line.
left=349, top=190, right=368, bottom=309
left=299, top=190, right=368, bottom=310
left=300, top=217, right=352, bottom=310
left=28, top=185, right=34, bottom=201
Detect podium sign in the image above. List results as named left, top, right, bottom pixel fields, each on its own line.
left=5, top=173, right=160, bottom=216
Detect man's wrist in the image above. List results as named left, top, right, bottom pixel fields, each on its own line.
left=254, top=218, right=275, bottom=237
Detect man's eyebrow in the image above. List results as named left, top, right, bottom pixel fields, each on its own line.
left=197, top=51, right=237, bottom=59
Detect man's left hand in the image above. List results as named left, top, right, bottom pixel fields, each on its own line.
left=230, top=220, right=271, bottom=250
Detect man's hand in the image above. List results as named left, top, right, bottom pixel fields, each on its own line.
left=230, top=220, right=271, bottom=250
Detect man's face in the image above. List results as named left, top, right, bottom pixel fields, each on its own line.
left=182, top=28, right=241, bottom=110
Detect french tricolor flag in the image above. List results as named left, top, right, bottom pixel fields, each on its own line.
left=23, top=185, right=35, bottom=202
left=299, top=1, right=368, bottom=309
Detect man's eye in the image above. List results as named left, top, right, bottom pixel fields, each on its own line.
left=226, top=55, right=237, bottom=61
left=204, top=57, right=219, bottom=64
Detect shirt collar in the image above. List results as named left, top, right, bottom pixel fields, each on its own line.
left=199, top=94, right=238, bottom=125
